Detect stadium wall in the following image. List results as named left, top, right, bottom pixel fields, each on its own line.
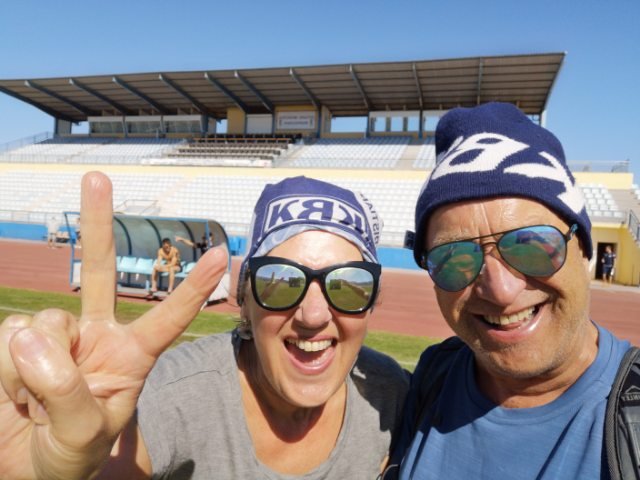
left=591, top=223, right=640, bottom=286
left=275, top=105, right=318, bottom=136
left=0, top=222, right=46, bottom=241
left=227, top=108, right=245, bottom=134
left=618, top=229, right=640, bottom=286
left=574, top=172, right=634, bottom=189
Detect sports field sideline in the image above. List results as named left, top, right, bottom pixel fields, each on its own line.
left=1, top=238, right=639, bottom=347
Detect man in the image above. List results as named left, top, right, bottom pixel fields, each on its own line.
left=46, top=214, right=60, bottom=248
left=601, top=244, right=616, bottom=284
left=175, top=231, right=214, bottom=256
left=391, top=102, right=634, bottom=479
left=150, top=237, right=182, bottom=294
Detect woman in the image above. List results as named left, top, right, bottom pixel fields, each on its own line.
left=0, top=174, right=408, bottom=480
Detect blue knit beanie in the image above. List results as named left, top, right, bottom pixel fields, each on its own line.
left=237, top=176, right=382, bottom=304
left=407, top=102, right=592, bottom=264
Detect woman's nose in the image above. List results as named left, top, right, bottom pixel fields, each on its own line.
left=295, top=282, right=332, bottom=329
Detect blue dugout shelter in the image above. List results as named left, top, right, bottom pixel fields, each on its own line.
left=66, top=212, right=232, bottom=302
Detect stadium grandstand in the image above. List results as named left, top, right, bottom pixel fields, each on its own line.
left=1, top=52, right=639, bottom=288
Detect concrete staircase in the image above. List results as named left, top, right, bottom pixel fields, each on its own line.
left=610, top=188, right=640, bottom=246
left=610, top=189, right=640, bottom=221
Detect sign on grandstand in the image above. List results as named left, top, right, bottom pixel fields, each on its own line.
left=276, top=111, right=316, bottom=130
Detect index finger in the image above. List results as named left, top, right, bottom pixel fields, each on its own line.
left=79, top=171, right=117, bottom=322
left=130, top=247, right=228, bottom=357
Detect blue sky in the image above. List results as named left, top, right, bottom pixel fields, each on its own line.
left=1, top=0, right=639, bottom=180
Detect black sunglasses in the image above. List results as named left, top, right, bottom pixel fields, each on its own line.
left=420, top=224, right=578, bottom=292
left=248, top=256, right=381, bottom=314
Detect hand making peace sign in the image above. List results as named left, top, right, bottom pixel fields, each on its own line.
left=0, top=172, right=228, bottom=480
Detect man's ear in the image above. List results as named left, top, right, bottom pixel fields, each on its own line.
left=577, top=238, right=592, bottom=275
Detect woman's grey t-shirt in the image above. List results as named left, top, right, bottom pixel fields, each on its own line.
left=137, top=330, right=409, bottom=479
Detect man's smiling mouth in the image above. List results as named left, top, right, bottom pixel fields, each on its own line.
left=481, top=305, right=540, bottom=328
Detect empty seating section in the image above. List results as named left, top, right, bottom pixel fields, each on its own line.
left=109, top=174, right=184, bottom=212
left=0, top=170, right=183, bottom=217
left=86, top=138, right=184, bottom=161
left=2, top=137, right=109, bottom=162
left=164, top=175, right=424, bottom=245
left=4, top=170, right=636, bottom=249
left=579, top=183, right=624, bottom=219
left=0, top=171, right=81, bottom=222
left=161, top=136, right=295, bottom=167
left=0, top=137, right=183, bottom=164
left=332, top=178, right=423, bottom=246
left=1, top=135, right=432, bottom=169
left=291, top=137, right=410, bottom=169
left=412, top=136, right=437, bottom=170
left=167, top=175, right=276, bottom=236
left=116, top=256, right=153, bottom=289
left=0, top=169, right=426, bottom=247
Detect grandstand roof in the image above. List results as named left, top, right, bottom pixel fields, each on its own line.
left=0, top=52, right=565, bottom=123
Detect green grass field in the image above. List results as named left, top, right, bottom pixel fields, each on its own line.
left=0, top=286, right=439, bottom=371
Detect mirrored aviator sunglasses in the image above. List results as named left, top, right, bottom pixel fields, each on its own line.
left=420, top=224, right=578, bottom=292
left=248, top=256, right=381, bottom=314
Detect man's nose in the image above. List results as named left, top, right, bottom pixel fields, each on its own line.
left=473, top=251, right=527, bottom=306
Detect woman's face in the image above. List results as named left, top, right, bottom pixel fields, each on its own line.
left=242, top=230, right=371, bottom=409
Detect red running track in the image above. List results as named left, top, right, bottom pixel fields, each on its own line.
left=1, top=239, right=638, bottom=345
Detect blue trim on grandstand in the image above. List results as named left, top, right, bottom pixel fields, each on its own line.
left=225, top=235, right=419, bottom=270
left=0, top=224, right=420, bottom=271
left=378, top=247, right=421, bottom=271
left=0, top=222, right=48, bottom=241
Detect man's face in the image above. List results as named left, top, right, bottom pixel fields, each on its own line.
left=424, top=197, right=596, bottom=389
left=162, top=242, right=171, bottom=253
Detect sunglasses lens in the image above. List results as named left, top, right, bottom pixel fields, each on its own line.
left=324, top=267, right=375, bottom=312
left=426, top=241, right=484, bottom=291
left=498, top=225, right=567, bottom=276
left=254, top=264, right=306, bottom=309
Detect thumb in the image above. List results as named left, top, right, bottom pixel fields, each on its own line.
left=130, top=247, right=229, bottom=357
left=10, top=328, right=107, bottom=447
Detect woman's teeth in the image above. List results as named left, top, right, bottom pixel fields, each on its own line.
left=286, top=338, right=333, bottom=352
left=484, top=306, right=535, bottom=326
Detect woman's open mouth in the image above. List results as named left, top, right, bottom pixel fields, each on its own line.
left=285, top=338, right=337, bottom=372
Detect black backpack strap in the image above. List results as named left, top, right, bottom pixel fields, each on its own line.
left=411, top=336, right=466, bottom=434
left=605, top=346, right=640, bottom=480
left=381, top=337, right=465, bottom=480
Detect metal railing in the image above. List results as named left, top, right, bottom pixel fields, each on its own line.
left=0, top=136, right=185, bottom=165
left=0, top=209, right=49, bottom=224
left=628, top=210, right=640, bottom=243
left=567, top=160, right=630, bottom=173
left=0, top=132, right=53, bottom=154
left=114, top=199, right=160, bottom=216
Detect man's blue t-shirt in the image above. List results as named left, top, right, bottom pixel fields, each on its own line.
left=603, top=252, right=616, bottom=269
left=397, top=324, right=629, bottom=480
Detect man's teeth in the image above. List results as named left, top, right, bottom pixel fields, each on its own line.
left=484, top=307, right=535, bottom=326
left=286, top=339, right=333, bottom=352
